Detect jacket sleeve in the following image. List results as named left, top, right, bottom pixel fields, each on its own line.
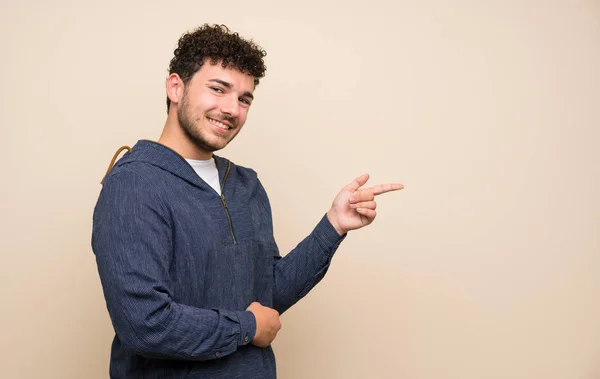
left=256, top=182, right=347, bottom=314
left=91, top=170, right=256, bottom=361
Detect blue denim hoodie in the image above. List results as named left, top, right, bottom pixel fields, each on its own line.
left=92, top=140, right=345, bottom=378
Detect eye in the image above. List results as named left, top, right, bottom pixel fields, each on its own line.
left=239, top=97, right=251, bottom=105
left=210, top=87, right=224, bottom=94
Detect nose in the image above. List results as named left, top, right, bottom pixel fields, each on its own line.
left=220, top=95, right=240, bottom=117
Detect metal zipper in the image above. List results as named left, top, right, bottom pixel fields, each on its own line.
left=220, top=161, right=237, bottom=244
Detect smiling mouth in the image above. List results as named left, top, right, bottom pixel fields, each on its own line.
left=207, top=117, right=232, bottom=131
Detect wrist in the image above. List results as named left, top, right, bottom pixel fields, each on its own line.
left=327, top=209, right=345, bottom=236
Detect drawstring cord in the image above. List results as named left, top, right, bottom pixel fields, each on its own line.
left=100, top=145, right=132, bottom=184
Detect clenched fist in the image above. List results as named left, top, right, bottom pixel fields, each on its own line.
left=246, top=302, right=282, bottom=347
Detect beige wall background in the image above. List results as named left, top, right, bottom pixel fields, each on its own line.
left=1, top=0, right=599, bottom=378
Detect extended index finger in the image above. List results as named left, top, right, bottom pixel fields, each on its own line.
left=368, top=183, right=404, bottom=196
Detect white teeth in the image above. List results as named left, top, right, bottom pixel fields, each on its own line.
left=208, top=118, right=230, bottom=130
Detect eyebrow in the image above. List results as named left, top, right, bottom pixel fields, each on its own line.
left=208, top=79, right=254, bottom=100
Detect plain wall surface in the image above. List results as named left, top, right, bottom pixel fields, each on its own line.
left=1, top=0, right=599, bottom=378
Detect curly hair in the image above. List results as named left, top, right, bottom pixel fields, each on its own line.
left=166, top=24, right=267, bottom=112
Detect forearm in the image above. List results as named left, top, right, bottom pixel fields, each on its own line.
left=97, top=267, right=256, bottom=361
left=106, top=298, right=256, bottom=361
left=272, top=214, right=345, bottom=314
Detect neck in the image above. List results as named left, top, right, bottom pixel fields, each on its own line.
left=158, top=112, right=213, bottom=160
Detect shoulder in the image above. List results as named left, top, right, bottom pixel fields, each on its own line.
left=234, top=162, right=259, bottom=181
left=216, top=155, right=261, bottom=185
left=101, top=162, right=161, bottom=193
left=96, top=162, right=170, bottom=218
left=219, top=157, right=272, bottom=200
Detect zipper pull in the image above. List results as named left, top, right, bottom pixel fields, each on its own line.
left=221, top=195, right=228, bottom=208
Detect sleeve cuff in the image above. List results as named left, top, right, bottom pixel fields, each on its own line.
left=313, top=214, right=347, bottom=252
left=235, top=310, right=256, bottom=346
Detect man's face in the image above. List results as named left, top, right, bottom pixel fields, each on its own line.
left=177, top=62, right=255, bottom=154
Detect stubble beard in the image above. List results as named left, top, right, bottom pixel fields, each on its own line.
left=177, top=94, right=236, bottom=154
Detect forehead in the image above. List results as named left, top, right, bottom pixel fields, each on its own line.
left=191, top=62, right=255, bottom=91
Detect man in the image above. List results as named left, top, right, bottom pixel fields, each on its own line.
left=92, top=24, right=403, bottom=379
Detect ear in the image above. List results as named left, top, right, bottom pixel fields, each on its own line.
left=166, top=73, right=184, bottom=106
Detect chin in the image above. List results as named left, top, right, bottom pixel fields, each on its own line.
left=195, top=139, right=230, bottom=153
